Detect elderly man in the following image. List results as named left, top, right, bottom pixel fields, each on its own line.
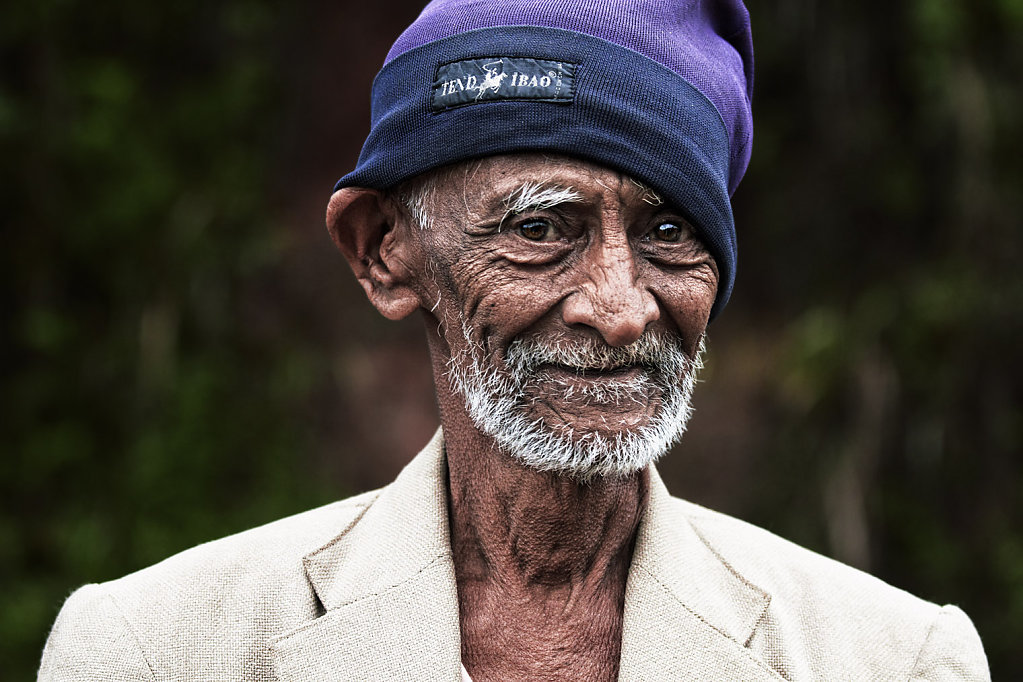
left=40, top=0, right=989, bottom=680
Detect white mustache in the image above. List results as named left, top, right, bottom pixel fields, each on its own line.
left=504, top=333, right=691, bottom=379
left=447, top=322, right=707, bottom=481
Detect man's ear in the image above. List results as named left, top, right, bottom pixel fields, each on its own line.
left=326, top=187, right=422, bottom=320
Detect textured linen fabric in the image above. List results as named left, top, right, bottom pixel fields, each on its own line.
left=39, top=430, right=989, bottom=680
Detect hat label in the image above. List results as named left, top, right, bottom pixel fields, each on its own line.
left=432, top=57, right=577, bottom=111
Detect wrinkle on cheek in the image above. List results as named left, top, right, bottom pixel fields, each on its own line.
left=470, top=272, right=565, bottom=348
left=684, top=267, right=717, bottom=295
left=661, top=296, right=714, bottom=354
left=461, top=269, right=514, bottom=323
left=430, top=255, right=499, bottom=341
left=448, top=241, right=509, bottom=287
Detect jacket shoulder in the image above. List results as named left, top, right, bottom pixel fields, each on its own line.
left=39, top=583, right=155, bottom=681
left=39, top=489, right=381, bottom=681
left=671, top=496, right=989, bottom=681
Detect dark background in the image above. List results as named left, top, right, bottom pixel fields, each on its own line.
left=3, top=1, right=1020, bottom=678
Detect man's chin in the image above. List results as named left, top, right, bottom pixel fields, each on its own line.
left=524, top=400, right=660, bottom=437
left=484, top=407, right=676, bottom=481
left=501, top=427, right=669, bottom=482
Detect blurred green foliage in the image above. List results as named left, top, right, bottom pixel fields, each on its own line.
left=1, top=1, right=339, bottom=675
left=736, top=0, right=1023, bottom=676
left=2, top=0, right=1021, bottom=679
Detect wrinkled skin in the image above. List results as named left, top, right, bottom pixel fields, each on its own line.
left=327, top=154, right=718, bottom=681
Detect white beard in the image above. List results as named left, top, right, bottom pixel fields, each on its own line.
left=446, top=324, right=705, bottom=482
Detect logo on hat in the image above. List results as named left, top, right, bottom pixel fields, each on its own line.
left=432, top=56, right=578, bottom=112
left=476, top=60, right=509, bottom=100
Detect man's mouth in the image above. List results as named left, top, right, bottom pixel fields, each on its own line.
left=538, top=363, right=647, bottom=381
left=527, top=362, right=659, bottom=414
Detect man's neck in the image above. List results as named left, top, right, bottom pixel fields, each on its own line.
left=446, top=426, right=647, bottom=592
left=439, top=396, right=647, bottom=681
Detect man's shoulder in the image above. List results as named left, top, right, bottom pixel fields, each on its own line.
left=111, top=488, right=381, bottom=599
left=670, top=494, right=918, bottom=606
left=665, top=494, right=989, bottom=680
left=40, top=488, right=382, bottom=681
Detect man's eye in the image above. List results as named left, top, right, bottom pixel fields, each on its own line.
left=518, top=218, right=553, bottom=241
left=652, top=221, right=687, bottom=242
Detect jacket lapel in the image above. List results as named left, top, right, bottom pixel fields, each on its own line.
left=618, top=467, right=783, bottom=681
left=270, top=431, right=781, bottom=680
left=270, top=430, right=464, bottom=681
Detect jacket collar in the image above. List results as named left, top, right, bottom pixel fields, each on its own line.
left=618, top=467, right=780, bottom=680
left=271, top=431, right=781, bottom=680
left=270, top=430, right=463, bottom=680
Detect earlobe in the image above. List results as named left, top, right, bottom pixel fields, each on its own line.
left=326, top=188, right=423, bottom=320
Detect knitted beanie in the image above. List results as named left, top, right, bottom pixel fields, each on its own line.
left=334, top=0, right=754, bottom=319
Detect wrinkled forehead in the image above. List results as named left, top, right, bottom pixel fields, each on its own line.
left=406, top=153, right=669, bottom=215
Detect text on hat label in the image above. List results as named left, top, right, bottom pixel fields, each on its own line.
left=432, top=57, right=577, bottom=111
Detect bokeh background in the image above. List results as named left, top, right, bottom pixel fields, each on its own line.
left=3, top=0, right=1020, bottom=677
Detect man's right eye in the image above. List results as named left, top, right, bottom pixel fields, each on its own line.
left=517, top=218, right=553, bottom=241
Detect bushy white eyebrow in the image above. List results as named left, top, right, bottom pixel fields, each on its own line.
left=501, top=181, right=583, bottom=222
left=628, top=177, right=663, bottom=206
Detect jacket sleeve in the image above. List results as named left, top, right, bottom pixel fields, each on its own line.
left=38, top=583, right=155, bottom=682
left=909, top=604, right=990, bottom=682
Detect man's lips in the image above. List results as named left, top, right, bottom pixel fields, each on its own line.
left=536, top=363, right=647, bottom=381
left=528, top=363, right=659, bottom=419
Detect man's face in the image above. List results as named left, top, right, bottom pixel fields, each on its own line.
left=406, top=154, right=719, bottom=479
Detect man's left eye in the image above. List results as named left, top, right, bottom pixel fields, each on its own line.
left=652, top=222, right=687, bottom=242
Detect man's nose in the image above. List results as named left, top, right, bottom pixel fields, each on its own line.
left=561, top=241, right=659, bottom=347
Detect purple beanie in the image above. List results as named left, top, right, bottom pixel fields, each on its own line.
left=335, top=0, right=754, bottom=319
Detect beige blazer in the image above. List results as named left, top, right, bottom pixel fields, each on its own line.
left=39, top=430, right=989, bottom=680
